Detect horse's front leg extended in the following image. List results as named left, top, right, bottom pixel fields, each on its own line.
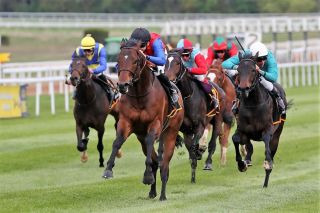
left=232, top=130, right=247, bottom=172
left=143, top=131, right=158, bottom=185
left=103, top=122, right=131, bottom=179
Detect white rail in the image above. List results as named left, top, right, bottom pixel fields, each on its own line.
left=0, top=61, right=318, bottom=116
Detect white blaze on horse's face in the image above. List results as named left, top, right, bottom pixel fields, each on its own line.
left=124, top=55, right=128, bottom=60
left=167, top=56, right=174, bottom=70
left=207, top=73, right=216, bottom=82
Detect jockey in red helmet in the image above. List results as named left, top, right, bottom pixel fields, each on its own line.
left=206, top=36, right=238, bottom=66
left=177, top=38, right=218, bottom=110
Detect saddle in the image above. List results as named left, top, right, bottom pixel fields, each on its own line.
left=93, top=76, right=118, bottom=106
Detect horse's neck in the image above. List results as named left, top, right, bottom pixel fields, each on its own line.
left=77, top=80, right=96, bottom=101
left=131, top=67, right=154, bottom=95
left=178, top=74, right=193, bottom=98
left=242, top=84, right=269, bottom=106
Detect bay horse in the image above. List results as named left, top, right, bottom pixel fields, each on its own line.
left=70, top=57, right=120, bottom=167
left=233, top=52, right=287, bottom=187
left=202, top=59, right=235, bottom=168
left=164, top=49, right=225, bottom=183
left=102, top=39, right=184, bottom=201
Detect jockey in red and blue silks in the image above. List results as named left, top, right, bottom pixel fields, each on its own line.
left=68, top=34, right=116, bottom=101
left=176, top=38, right=218, bottom=110
left=130, top=27, right=180, bottom=109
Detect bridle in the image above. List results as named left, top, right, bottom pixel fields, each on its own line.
left=167, top=52, right=187, bottom=84
left=71, top=61, right=91, bottom=87
left=237, top=58, right=260, bottom=94
left=117, top=47, right=147, bottom=85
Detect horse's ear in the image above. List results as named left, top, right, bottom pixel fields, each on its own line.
left=120, top=38, right=127, bottom=48
left=238, top=52, right=243, bottom=61
left=253, top=51, right=259, bottom=61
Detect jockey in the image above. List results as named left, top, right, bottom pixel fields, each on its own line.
left=206, top=36, right=238, bottom=66
left=68, top=34, right=117, bottom=102
left=222, top=41, right=286, bottom=115
left=176, top=38, right=218, bottom=110
left=130, top=27, right=180, bottom=109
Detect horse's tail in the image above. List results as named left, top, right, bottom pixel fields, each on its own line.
left=175, top=134, right=184, bottom=149
left=286, top=99, right=294, bottom=111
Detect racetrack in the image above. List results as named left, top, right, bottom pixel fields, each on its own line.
left=0, top=86, right=319, bottom=213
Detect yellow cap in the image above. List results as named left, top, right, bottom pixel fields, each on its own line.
left=81, top=34, right=95, bottom=49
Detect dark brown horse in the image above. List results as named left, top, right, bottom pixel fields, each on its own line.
left=70, top=57, right=115, bottom=167
left=102, top=39, right=184, bottom=201
left=202, top=60, right=235, bottom=167
left=164, top=50, right=225, bottom=182
left=233, top=52, right=287, bottom=187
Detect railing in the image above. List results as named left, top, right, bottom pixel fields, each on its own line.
left=0, top=60, right=319, bottom=116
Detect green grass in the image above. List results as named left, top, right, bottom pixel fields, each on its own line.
left=0, top=86, right=319, bottom=213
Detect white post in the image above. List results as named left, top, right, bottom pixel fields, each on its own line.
left=289, top=67, right=293, bottom=87
left=35, top=83, right=41, bottom=116
left=294, top=65, right=299, bottom=87
left=64, top=84, right=69, bottom=112
left=49, top=81, right=55, bottom=115
left=314, top=64, right=319, bottom=85
left=307, top=64, right=312, bottom=86
left=301, top=65, right=306, bottom=86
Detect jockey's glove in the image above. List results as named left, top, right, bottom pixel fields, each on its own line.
left=257, top=69, right=266, bottom=77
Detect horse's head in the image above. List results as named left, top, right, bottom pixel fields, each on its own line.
left=236, top=52, right=260, bottom=97
left=70, top=57, right=90, bottom=87
left=208, top=59, right=224, bottom=86
left=164, top=49, right=187, bottom=83
left=117, top=38, right=146, bottom=94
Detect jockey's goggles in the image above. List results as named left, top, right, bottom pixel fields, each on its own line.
left=84, top=48, right=94, bottom=53
left=215, top=50, right=225, bottom=54
left=182, top=53, right=191, bottom=58
left=257, top=56, right=267, bottom=62
left=140, top=42, right=147, bottom=48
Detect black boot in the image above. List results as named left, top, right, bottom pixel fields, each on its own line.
left=158, top=74, right=180, bottom=109
left=270, top=87, right=286, bottom=115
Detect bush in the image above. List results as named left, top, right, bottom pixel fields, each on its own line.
left=1, top=35, right=9, bottom=46
left=83, top=29, right=109, bottom=44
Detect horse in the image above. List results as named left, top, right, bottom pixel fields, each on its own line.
left=164, top=49, right=225, bottom=182
left=102, top=39, right=184, bottom=201
left=233, top=52, right=287, bottom=187
left=70, top=56, right=120, bottom=167
left=201, top=59, right=236, bottom=167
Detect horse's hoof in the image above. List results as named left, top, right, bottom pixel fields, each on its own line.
left=99, top=164, right=104, bottom=168
left=149, top=191, right=157, bottom=199
left=263, top=161, right=273, bottom=170
left=191, top=178, right=196, bottom=184
left=159, top=195, right=167, bottom=201
left=143, top=173, right=155, bottom=185
left=245, top=160, right=252, bottom=167
left=203, top=164, right=213, bottom=171
left=238, top=161, right=247, bottom=172
left=80, top=151, right=88, bottom=163
left=102, top=170, right=113, bottom=179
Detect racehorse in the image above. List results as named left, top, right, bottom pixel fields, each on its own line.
left=233, top=52, right=287, bottom=187
left=164, top=49, right=225, bottom=182
left=70, top=56, right=113, bottom=167
left=203, top=60, right=235, bottom=167
left=102, top=39, right=184, bottom=201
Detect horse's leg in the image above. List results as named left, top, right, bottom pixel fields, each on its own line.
left=204, top=116, right=222, bottom=170
left=102, top=120, right=131, bottom=179
left=263, top=123, right=284, bottom=188
left=159, top=130, right=177, bottom=201
left=97, top=127, right=105, bottom=167
left=262, top=127, right=274, bottom=188
left=76, top=124, right=89, bottom=163
left=142, top=131, right=158, bottom=185
left=183, top=133, right=197, bottom=183
left=220, top=122, right=230, bottom=166
left=244, top=141, right=253, bottom=166
left=137, top=135, right=158, bottom=199
left=232, top=129, right=248, bottom=172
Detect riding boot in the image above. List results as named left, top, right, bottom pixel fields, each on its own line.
left=98, top=74, right=118, bottom=103
left=207, top=81, right=219, bottom=110
left=232, top=90, right=241, bottom=115
left=270, top=87, right=286, bottom=115
left=158, top=74, right=180, bottom=109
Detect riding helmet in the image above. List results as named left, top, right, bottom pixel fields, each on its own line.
left=81, top=34, right=95, bottom=50
left=176, top=38, right=193, bottom=53
left=250, top=42, right=268, bottom=57
left=213, top=36, right=227, bottom=51
left=130, top=28, right=151, bottom=44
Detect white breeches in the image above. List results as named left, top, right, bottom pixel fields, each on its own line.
left=259, top=76, right=273, bottom=91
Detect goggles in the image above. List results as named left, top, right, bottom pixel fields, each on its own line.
left=257, top=56, right=267, bottom=62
